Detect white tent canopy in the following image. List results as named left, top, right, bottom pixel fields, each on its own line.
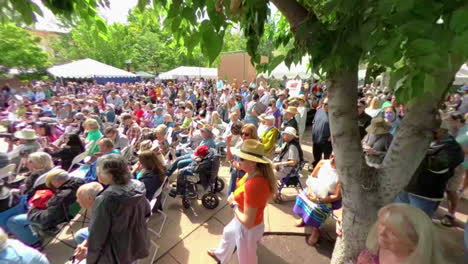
left=455, top=64, right=468, bottom=85
left=158, top=66, right=217, bottom=80
left=267, top=57, right=311, bottom=79
left=47, top=58, right=136, bottom=78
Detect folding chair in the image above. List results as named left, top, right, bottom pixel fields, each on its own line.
left=37, top=202, right=81, bottom=250
left=148, top=177, right=169, bottom=238
left=277, top=161, right=306, bottom=198
left=67, top=152, right=88, bottom=172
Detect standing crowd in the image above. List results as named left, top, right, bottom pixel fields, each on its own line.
left=0, top=78, right=466, bottom=263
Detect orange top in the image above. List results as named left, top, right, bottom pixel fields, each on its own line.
left=234, top=173, right=270, bottom=227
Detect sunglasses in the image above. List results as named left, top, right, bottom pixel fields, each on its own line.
left=241, top=132, right=250, bottom=137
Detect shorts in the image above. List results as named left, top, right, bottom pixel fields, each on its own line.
left=447, top=165, right=465, bottom=192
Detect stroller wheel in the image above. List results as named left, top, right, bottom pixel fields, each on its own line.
left=214, top=178, right=225, bottom=193
left=202, top=193, right=219, bottom=209
left=182, top=198, right=191, bottom=209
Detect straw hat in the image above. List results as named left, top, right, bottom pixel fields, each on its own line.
left=285, top=106, right=299, bottom=115
left=296, top=94, right=306, bottom=102
left=366, top=118, right=391, bottom=135
left=232, top=139, right=270, bottom=164
left=258, top=114, right=267, bottom=121
left=264, top=115, right=275, bottom=122
left=14, top=129, right=37, bottom=140
left=283, top=127, right=298, bottom=138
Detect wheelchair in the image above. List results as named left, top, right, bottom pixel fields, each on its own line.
left=169, top=151, right=225, bottom=209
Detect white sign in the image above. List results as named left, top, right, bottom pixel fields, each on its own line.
left=286, top=80, right=302, bottom=97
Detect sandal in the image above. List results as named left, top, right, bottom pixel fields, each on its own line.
left=295, top=219, right=305, bottom=228
left=441, top=214, right=455, bottom=227
left=207, top=249, right=220, bottom=263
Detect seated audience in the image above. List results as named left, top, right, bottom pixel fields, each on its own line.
left=293, top=156, right=341, bottom=246
left=83, top=119, right=103, bottom=156
left=7, top=169, right=84, bottom=246
left=0, top=227, right=49, bottom=264
left=273, top=127, right=303, bottom=180
left=137, top=150, right=165, bottom=200
left=8, top=129, right=40, bottom=166
left=48, top=133, right=85, bottom=170
left=103, top=126, right=129, bottom=150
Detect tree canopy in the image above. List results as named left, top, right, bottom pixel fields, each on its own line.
left=0, top=23, right=50, bottom=71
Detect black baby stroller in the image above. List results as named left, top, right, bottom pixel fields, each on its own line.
left=169, top=149, right=225, bottom=209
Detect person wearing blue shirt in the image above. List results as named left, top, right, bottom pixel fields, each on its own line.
left=152, top=107, right=165, bottom=127
left=0, top=228, right=49, bottom=264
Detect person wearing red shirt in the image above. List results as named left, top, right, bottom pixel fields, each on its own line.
left=208, top=139, right=276, bottom=263
left=132, top=103, right=144, bottom=125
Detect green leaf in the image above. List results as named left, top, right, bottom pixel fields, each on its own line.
left=406, top=39, right=436, bottom=58
left=200, top=21, right=223, bottom=64
left=452, top=31, right=468, bottom=56
left=450, top=8, right=468, bottom=34
left=137, top=0, right=149, bottom=10
left=95, top=18, right=107, bottom=33
left=98, top=32, right=109, bottom=41
left=182, top=7, right=196, bottom=24
left=394, top=0, right=414, bottom=13
left=268, top=55, right=285, bottom=73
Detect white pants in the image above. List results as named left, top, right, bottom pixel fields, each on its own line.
left=214, top=216, right=264, bottom=264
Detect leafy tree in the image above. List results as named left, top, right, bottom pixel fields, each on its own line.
left=3, top=1, right=468, bottom=263
left=0, top=23, right=50, bottom=71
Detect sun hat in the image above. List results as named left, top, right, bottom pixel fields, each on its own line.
left=283, top=126, right=298, bottom=138
left=14, top=129, right=37, bottom=140
left=264, top=115, right=275, bottom=122
left=194, top=145, right=210, bottom=157
left=232, top=139, right=271, bottom=164
left=296, top=94, right=306, bottom=101
left=285, top=106, right=299, bottom=115
left=258, top=114, right=267, bottom=121
left=278, top=91, right=286, bottom=96
left=366, top=118, right=391, bottom=135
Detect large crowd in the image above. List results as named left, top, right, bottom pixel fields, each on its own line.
left=0, top=78, right=466, bottom=263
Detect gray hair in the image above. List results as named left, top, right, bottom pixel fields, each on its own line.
left=96, top=154, right=131, bottom=185
left=28, top=152, right=53, bottom=171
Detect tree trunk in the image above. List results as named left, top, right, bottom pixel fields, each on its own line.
left=379, top=56, right=465, bottom=205
left=327, top=64, right=382, bottom=264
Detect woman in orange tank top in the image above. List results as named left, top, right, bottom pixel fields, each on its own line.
left=208, top=139, right=276, bottom=264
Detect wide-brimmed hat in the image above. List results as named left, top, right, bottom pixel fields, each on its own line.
left=296, top=94, right=306, bottom=102
left=285, top=106, right=299, bottom=115
left=14, top=129, right=37, bottom=140
left=201, top=125, right=213, bottom=136
left=264, top=115, right=275, bottom=122
left=258, top=114, right=267, bottom=121
left=283, top=126, right=298, bottom=138
left=366, top=118, right=391, bottom=135
left=232, top=139, right=271, bottom=164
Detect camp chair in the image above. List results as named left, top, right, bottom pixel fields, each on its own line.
left=37, top=202, right=82, bottom=250
left=67, top=152, right=88, bottom=172
left=276, top=161, right=305, bottom=199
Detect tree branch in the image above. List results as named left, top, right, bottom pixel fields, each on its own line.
left=269, top=0, right=311, bottom=32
